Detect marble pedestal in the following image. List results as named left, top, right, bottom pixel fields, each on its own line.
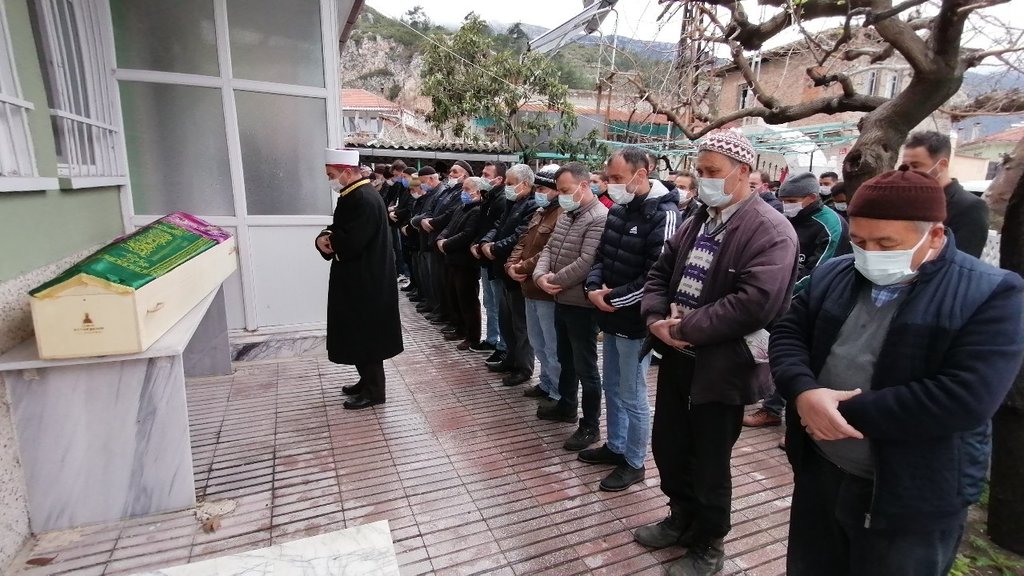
left=0, top=288, right=229, bottom=533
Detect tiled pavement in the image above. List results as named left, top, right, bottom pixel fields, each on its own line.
left=9, top=298, right=792, bottom=576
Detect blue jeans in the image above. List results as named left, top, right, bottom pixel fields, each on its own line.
left=481, top=272, right=504, bottom=350
left=525, top=298, right=560, bottom=400
left=603, top=334, right=652, bottom=469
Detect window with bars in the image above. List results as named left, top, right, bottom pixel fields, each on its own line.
left=887, top=72, right=902, bottom=98
left=0, top=4, right=41, bottom=183
left=32, top=0, right=123, bottom=181
left=864, top=71, right=878, bottom=96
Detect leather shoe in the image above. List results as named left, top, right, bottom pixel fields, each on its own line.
left=341, top=384, right=363, bottom=396
left=343, top=395, right=385, bottom=410
left=502, top=371, right=531, bottom=386
left=487, top=362, right=513, bottom=373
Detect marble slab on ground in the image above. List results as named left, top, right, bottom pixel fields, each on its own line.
left=130, top=520, right=398, bottom=576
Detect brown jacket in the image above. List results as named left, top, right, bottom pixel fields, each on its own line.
left=507, top=205, right=564, bottom=300
left=534, top=196, right=609, bottom=308
left=641, top=194, right=798, bottom=405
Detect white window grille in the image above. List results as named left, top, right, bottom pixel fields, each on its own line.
left=0, top=4, right=41, bottom=183
left=33, top=0, right=123, bottom=180
left=887, top=73, right=902, bottom=98
left=864, top=71, right=878, bottom=96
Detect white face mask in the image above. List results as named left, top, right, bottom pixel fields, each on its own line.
left=447, top=177, right=459, bottom=187
left=329, top=179, right=343, bottom=193
left=834, top=202, right=848, bottom=212
left=782, top=202, right=803, bottom=219
left=505, top=186, right=519, bottom=201
left=607, top=171, right=640, bottom=205
left=606, top=184, right=634, bottom=205
left=698, top=166, right=738, bottom=208
left=852, top=230, right=933, bottom=286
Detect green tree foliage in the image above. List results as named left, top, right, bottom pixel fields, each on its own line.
left=420, top=13, right=604, bottom=161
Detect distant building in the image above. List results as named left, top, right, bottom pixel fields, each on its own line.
left=951, top=125, right=1023, bottom=181
left=341, top=88, right=431, bottom=139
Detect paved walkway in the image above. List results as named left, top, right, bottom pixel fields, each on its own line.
left=9, top=298, right=792, bottom=576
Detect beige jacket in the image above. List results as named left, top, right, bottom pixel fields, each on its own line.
left=534, top=196, right=609, bottom=308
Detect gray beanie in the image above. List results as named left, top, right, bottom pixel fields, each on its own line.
left=777, top=172, right=820, bottom=199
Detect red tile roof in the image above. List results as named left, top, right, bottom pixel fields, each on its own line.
left=962, top=125, right=1024, bottom=146
left=341, top=88, right=402, bottom=112
left=518, top=103, right=672, bottom=125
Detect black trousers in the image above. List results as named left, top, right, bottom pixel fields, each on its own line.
left=553, top=303, right=601, bottom=430
left=498, top=282, right=533, bottom=374
left=651, top=348, right=744, bottom=544
left=788, top=448, right=967, bottom=576
left=416, top=251, right=432, bottom=304
left=354, top=361, right=386, bottom=402
left=429, top=251, right=449, bottom=316
left=446, top=265, right=481, bottom=343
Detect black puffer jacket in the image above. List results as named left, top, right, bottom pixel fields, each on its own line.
left=476, top=185, right=508, bottom=277
left=586, top=180, right=681, bottom=338
left=481, top=194, right=538, bottom=285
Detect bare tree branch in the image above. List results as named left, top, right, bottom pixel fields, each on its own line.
left=964, top=46, right=1024, bottom=67
left=871, top=0, right=931, bottom=73
left=943, top=88, right=1024, bottom=120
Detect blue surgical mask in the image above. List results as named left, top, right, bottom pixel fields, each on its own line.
left=590, top=183, right=601, bottom=194
left=420, top=182, right=434, bottom=194
left=460, top=191, right=473, bottom=205
left=558, top=191, right=581, bottom=212
left=697, top=166, right=738, bottom=208
left=534, top=191, right=550, bottom=208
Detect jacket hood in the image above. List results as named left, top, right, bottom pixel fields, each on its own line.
left=632, top=179, right=680, bottom=218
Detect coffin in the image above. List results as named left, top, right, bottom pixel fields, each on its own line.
left=29, top=213, right=237, bottom=359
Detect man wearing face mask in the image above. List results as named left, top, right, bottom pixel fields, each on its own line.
left=581, top=147, right=680, bottom=492
left=769, top=166, right=1024, bottom=576
left=674, top=170, right=700, bottom=220
left=506, top=165, right=564, bottom=403
left=315, top=149, right=404, bottom=410
left=636, top=129, right=798, bottom=575
left=410, top=167, right=440, bottom=311
left=744, top=172, right=850, bottom=430
left=592, top=171, right=614, bottom=209
left=478, top=164, right=538, bottom=385
left=470, top=162, right=510, bottom=358
left=534, top=162, right=609, bottom=453
left=411, top=161, right=473, bottom=328
left=900, top=131, right=989, bottom=258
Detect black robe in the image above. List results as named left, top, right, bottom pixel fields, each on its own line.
left=316, top=178, right=403, bottom=365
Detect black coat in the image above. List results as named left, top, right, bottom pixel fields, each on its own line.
left=587, top=182, right=680, bottom=338
left=422, top=183, right=464, bottom=251
left=943, top=179, right=990, bottom=258
left=760, top=190, right=784, bottom=213
left=481, top=195, right=538, bottom=285
left=316, top=179, right=403, bottom=365
left=438, top=201, right=484, bottom=267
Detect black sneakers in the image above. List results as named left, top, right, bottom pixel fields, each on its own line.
left=536, top=402, right=578, bottom=423
left=469, top=341, right=497, bottom=353
left=634, top=512, right=696, bottom=549
left=484, top=350, right=507, bottom=367
left=502, top=371, right=531, bottom=387
left=577, top=444, right=627, bottom=466
left=563, top=426, right=600, bottom=452
left=599, top=464, right=645, bottom=492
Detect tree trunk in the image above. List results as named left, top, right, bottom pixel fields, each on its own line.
left=988, top=142, right=1024, bottom=554
left=843, top=52, right=964, bottom=193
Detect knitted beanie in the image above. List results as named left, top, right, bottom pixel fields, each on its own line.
left=535, top=164, right=560, bottom=190
left=777, top=172, right=820, bottom=198
left=847, top=165, right=946, bottom=222
left=453, top=160, right=475, bottom=177
left=697, top=129, right=756, bottom=167
left=417, top=166, right=437, bottom=177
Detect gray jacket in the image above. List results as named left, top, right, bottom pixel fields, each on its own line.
left=534, top=196, right=609, bottom=308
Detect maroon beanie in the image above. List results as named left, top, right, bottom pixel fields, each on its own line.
left=847, top=165, right=947, bottom=222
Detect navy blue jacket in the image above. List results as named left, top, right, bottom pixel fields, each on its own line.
left=587, top=181, right=680, bottom=339
left=770, top=234, right=1024, bottom=529
left=481, top=195, right=538, bottom=285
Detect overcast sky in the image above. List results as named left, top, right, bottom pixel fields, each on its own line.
left=366, top=0, right=1015, bottom=54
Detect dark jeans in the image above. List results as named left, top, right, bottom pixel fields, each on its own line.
left=553, top=303, right=601, bottom=430
left=499, top=282, right=534, bottom=374
left=391, top=227, right=408, bottom=277
left=652, top=348, right=744, bottom=544
left=788, top=448, right=967, bottom=576
left=354, top=361, right=386, bottom=402
left=404, top=246, right=418, bottom=289
left=447, top=265, right=481, bottom=343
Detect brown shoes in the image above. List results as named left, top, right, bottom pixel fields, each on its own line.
left=742, top=408, right=782, bottom=427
